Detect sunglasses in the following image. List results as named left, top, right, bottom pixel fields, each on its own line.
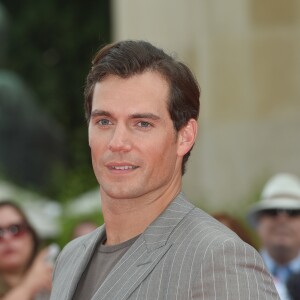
left=0, top=223, right=28, bottom=241
left=260, top=209, right=300, bottom=218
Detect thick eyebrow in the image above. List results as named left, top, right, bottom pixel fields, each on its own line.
left=90, top=110, right=111, bottom=118
left=90, top=110, right=160, bottom=121
left=130, top=113, right=160, bottom=120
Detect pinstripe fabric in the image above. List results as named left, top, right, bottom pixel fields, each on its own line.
left=50, top=193, right=280, bottom=299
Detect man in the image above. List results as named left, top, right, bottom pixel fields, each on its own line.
left=248, top=173, right=300, bottom=300
left=50, top=40, right=279, bottom=299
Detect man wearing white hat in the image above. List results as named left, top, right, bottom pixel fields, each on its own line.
left=248, top=173, right=300, bottom=300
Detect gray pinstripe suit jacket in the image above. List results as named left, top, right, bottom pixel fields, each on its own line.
left=50, top=193, right=279, bottom=299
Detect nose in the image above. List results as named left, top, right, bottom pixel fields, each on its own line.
left=0, top=231, right=13, bottom=241
left=108, top=124, right=132, bottom=152
left=276, top=211, right=290, bottom=221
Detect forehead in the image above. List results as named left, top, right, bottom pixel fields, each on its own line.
left=0, top=206, right=24, bottom=226
left=92, top=72, right=170, bottom=113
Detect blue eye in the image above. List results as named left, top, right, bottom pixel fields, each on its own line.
left=138, top=121, right=151, bottom=128
left=98, top=119, right=112, bottom=126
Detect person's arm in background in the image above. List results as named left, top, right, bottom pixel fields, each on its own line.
left=1, top=248, right=53, bottom=300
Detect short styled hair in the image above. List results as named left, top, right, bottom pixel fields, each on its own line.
left=84, top=40, right=200, bottom=174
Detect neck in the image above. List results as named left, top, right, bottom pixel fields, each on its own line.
left=101, top=184, right=181, bottom=245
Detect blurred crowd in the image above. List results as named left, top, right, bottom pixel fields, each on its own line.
left=1, top=172, right=300, bottom=299
left=0, top=200, right=97, bottom=300
left=216, top=173, right=300, bottom=300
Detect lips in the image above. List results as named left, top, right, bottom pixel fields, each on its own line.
left=2, top=248, right=15, bottom=256
left=106, top=162, right=139, bottom=171
left=111, top=166, right=138, bottom=170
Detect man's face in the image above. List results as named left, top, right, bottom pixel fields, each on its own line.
left=88, top=71, right=194, bottom=201
left=257, top=209, right=300, bottom=258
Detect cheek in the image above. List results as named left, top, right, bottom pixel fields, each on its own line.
left=90, top=138, right=105, bottom=160
left=89, top=127, right=104, bottom=151
left=0, top=238, right=34, bottom=270
left=257, top=220, right=272, bottom=236
left=16, top=236, right=34, bottom=260
left=292, top=220, right=300, bottom=234
left=146, top=140, right=178, bottom=172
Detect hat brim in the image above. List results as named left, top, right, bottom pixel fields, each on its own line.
left=247, top=198, right=300, bottom=228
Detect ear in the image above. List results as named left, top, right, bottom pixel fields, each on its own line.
left=177, top=119, right=198, bottom=157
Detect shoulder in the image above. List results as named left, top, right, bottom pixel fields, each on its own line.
left=165, top=194, right=247, bottom=252
left=170, top=205, right=266, bottom=268
left=53, top=226, right=104, bottom=273
left=175, top=205, right=242, bottom=245
left=179, top=209, right=279, bottom=298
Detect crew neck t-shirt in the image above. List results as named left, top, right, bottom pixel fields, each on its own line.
left=73, top=234, right=139, bottom=300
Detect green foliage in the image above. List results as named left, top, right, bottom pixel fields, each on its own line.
left=57, top=165, right=98, bottom=203
left=1, top=1, right=111, bottom=200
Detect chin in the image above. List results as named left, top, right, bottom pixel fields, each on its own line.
left=1, top=262, right=22, bottom=271
left=271, top=243, right=291, bottom=253
left=102, top=183, right=140, bottom=198
left=107, top=191, right=137, bottom=200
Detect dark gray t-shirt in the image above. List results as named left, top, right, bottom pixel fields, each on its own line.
left=73, top=235, right=139, bottom=300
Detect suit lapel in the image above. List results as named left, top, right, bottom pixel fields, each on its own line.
left=92, top=192, right=194, bottom=300
left=92, top=236, right=172, bottom=300
left=64, top=226, right=106, bottom=300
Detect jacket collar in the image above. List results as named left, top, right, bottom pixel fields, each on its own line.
left=61, top=192, right=194, bottom=300
left=143, top=192, right=195, bottom=250
left=91, top=192, right=195, bottom=300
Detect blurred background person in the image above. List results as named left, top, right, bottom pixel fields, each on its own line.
left=212, top=212, right=255, bottom=248
left=71, top=220, right=98, bottom=239
left=0, top=200, right=54, bottom=300
left=247, top=173, right=300, bottom=300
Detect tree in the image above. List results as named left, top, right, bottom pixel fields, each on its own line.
left=0, top=0, right=111, bottom=200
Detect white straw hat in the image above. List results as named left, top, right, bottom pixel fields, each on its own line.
left=247, top=173, right=300, bottom=228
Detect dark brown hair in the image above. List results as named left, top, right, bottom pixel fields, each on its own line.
left=84, top=40, right=200, bottom=174
left=0, top=200, right=40, bottom=270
